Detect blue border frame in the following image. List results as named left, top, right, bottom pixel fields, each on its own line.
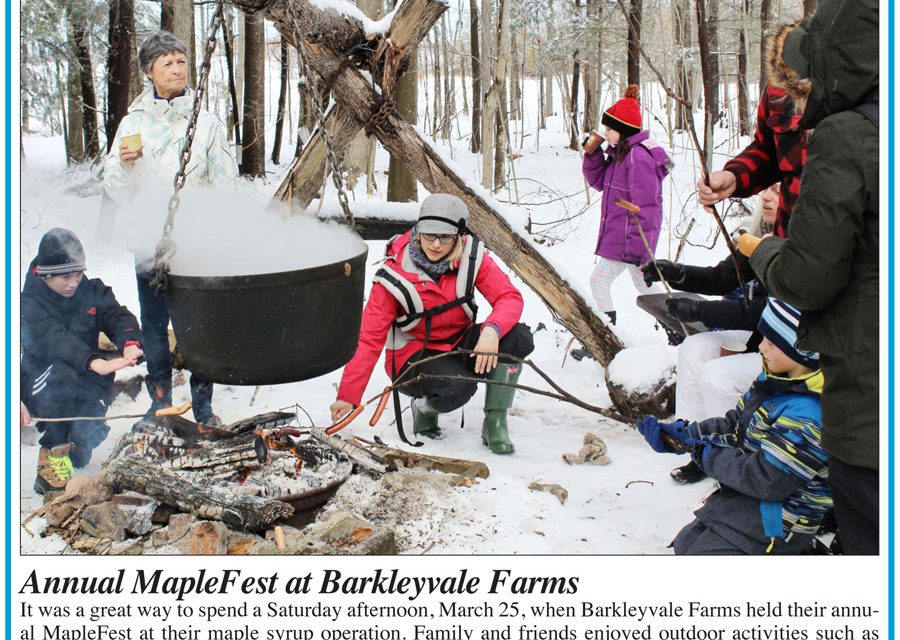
left=0, top=2, right=896, bottom=638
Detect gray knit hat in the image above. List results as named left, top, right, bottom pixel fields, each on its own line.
left=35, top=228, right=86, bottom=276
left=139, top=30, right=188, bottom=73
left=416, top=194, right=469, bottom=236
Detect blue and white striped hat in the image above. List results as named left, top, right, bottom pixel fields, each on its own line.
left=757, top=298, right=819, bottom=369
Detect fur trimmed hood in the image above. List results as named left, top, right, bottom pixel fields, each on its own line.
left=765, top=0, right=878, bottom=130
left=766, top=22, right=812, bottom=113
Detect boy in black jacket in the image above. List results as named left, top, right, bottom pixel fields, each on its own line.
left=21, top=228, right=143, bottom=494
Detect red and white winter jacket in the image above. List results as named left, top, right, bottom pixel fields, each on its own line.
left=336, top=231, right=524, bottom=406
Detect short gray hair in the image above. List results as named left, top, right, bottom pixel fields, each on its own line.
left=139, top=30, right=188, bottom=73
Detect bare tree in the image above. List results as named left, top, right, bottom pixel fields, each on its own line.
left=64, top=47, right=85, bottom=164
left=239, top=10, right=266, bottom=178
left=567, top=0, right=581, bottom=150
left=468, top=0, right=482, bottom=152
left=481, top=0, right=511, bottom=191
left=626, top=0, right=641, bottom=86
left=271, top=39, right=290, bottom=164
left=161, top=0, right=196, bottom=87
left=107, top=0, right=137, bottom=151
left=387, top=47, right=419, bottom=201
left=221, top=14, right=241, bottom=144
left=581, top=0, right=600, bottom=132
left=67, top=1, right=99, bottom=159
left=672, top=0, right=692, bottom=130
left=696, top=0, right=720, bottom=168
left=736, top=0, right=751, bottom=136
left=759, top=0, right=774, bottom=90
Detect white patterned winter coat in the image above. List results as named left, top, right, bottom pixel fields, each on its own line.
left=103, top=87, right=237, bottom=205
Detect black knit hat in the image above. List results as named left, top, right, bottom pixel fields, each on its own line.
left=35, top=228, right=86, bottom=276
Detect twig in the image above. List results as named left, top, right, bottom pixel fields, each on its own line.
left=674, top=218, right=696, bottom=262
left=625, top=480, right=654, bottom=489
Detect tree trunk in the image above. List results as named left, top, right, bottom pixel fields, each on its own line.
left=737, top=0, right=751, bottom=136
left=344, top=0, right=382, bottom=190
left=107, top=0, right=137, bottom=152
left=468, top=0, right=482, bottom=153
left=759, top=0, right=773, bottom=90
left=21, top=32, right=29, bottom=133
left=626, top=0, right=641, bottom=86
left=543, top=0, right=554, bottom=119
left=440, top=14, right=454, bottom=139
left=672, top=0, right=691, bottom=130
left=240, top=10, right=266, bottom=178
left=581, top=0, right=599, bottom=132
left=68, top=4, right=100, bottom=159
left=509, top=20, right=521, bottom=122
left=482, top=0, right=510, bottom=192
left=271, top=39, right=290, bottom=164
left=222, top=16, right=242, bottom=144
left=65, top=51, right=85, bottom=165
left=387, top=46, right=419, bottom=202
left=161, top=0, right=196, bottom=87
left=695, top=0, right=719, bottom=168
left=568, top=0, right=581, bottom=151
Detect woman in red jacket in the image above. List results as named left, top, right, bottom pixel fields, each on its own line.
left=329, top=194, right=533, bottom=454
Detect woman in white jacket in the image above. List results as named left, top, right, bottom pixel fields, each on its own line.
left=103, top=30, right=237, bottom=426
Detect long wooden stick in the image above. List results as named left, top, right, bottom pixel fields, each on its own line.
left=615, top=198, right=690, bottom=337
left=32, top=402, right=193, bottom=423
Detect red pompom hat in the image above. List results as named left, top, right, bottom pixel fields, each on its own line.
left=601, top=84, right=642, bottom=138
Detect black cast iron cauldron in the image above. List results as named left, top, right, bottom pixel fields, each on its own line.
left=166, top=247, right=368, bottom=385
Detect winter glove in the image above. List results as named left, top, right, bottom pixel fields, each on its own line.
left=641, top=259, right=686, bottom=287
left=691, top=443, right=714, bottom=468
left=737, top=233, right=762, bottom=257
left=666, top=297, right=702, bottom=323
left=636, top=415, right=668, bottom=453
left=660, top=420, right=701, bottom=450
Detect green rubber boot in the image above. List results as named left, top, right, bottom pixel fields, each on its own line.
left=411, top=396, right=441, bottom=439
left=482, top=363, right=521, bottom=454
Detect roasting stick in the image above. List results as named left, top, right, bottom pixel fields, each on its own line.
left=614, top=198, right=690, bottom=337
left=31, top=401, right=193, bottom=423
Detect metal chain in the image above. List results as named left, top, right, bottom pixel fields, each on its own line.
left=151, top=0, right=228, bottom=292
left=290, top=16, right=355, bottom=226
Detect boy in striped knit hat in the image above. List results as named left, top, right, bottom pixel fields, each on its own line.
left=636, top=298, right=831, bottom=554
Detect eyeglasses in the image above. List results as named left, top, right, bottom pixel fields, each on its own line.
left=419, top=232, right=457, bottom=246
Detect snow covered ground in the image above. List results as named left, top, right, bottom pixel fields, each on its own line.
left=16, top=79, right=761, bottom=554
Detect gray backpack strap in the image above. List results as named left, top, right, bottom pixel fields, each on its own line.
left=456, top=236, right=485, bottom=322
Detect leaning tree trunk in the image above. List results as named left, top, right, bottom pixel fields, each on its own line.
left=161, top=0, right=196, bottom=86
left=696, top=0, right=719, bottom=169
left=626, top=0, right=641, bottom=86
left=245, top=0, right=624, bottom=366
left=271, top=39, right=290, bottom=164
left=107, top=0, right=137, bottom=151
left=240, top=10, right=266, bottom=178
left=468, top=0, right=482, bottom=153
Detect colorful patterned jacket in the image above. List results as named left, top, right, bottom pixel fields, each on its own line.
left=103, top=87, right=237, bottom=206
left=686, top=367, right=831, bottom=551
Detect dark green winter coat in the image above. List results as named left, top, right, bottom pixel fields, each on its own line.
left=750, top=0, right=879, bottom=470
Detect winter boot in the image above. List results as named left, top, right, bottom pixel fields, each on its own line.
left=481, top=363, right=521, bottom=454
left=34, top=443, right=74, bottom=495
left=670, top=460, right=705, bottom=484
left=411, top=396, right=441, bottom=438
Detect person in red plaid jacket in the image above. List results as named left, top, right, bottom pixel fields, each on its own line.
left=697, top=86, right=807, bottom=238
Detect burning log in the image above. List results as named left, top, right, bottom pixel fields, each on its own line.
left=106, top=457, right=293, bottom=531
left=161, top=434, right=267, bottom=477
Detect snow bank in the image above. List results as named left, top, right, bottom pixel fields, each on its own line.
left=607, top=345, right=678, bottom=393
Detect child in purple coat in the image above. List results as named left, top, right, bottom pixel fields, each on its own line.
left=582, top=85, right=671, bottom=326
